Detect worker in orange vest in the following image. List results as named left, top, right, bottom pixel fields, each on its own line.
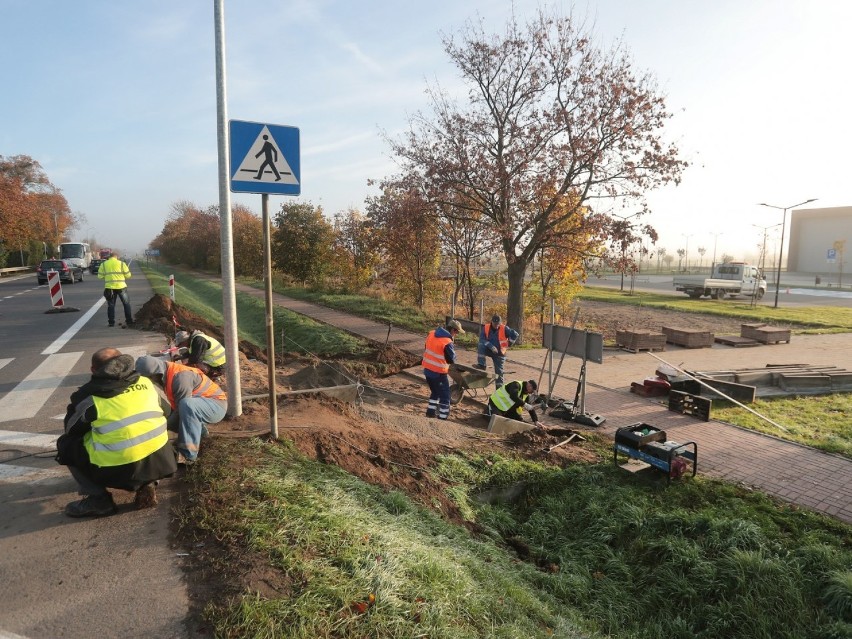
left=475, top=314, right=519, bottom=388
left=422, top=319, right=465, bottom=420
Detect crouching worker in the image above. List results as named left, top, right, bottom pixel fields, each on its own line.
left=487, top=379, right=539, bottom=424
left=174, top=329, right=226, bottom=379
left=55, top=348, right=177, bottom=517
left=135, top=356, right=227, bottom=465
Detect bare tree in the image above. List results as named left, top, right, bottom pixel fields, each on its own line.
left=388, top=9, right=686, bottom=339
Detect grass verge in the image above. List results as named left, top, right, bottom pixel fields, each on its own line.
left=578, top=287, right=852, bottom=333
left=141, top=265, right=372, bottom=357
left=184, top=438, right=852, bottom=639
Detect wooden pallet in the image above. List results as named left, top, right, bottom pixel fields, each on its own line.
left=662, top=326, right=714, bottom=348
left=740, top=323, right=791, bottom=344
left=616, top=330, right=666, bottom=353
left=714, top=335, right=760, bottom=347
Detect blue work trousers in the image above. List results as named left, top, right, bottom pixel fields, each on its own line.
left=175, top=396, right=226, bottom=461
left=476, top=343, right=506, bottom=388
left=105, top=287, right=133, bottom=325
left=424, top=372, right=451, bottom=420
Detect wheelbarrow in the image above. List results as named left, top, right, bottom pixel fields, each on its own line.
left=448, top=364, right=495, bottom=404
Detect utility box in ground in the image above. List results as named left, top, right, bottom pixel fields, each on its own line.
left=488, top=414, right=535, bottom=435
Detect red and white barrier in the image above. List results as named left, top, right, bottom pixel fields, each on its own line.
left=169, top=274, right=175, bottom=301
left=48, top=271, right=64, bottom=308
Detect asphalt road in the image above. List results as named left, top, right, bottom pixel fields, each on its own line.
left=0, top=265, right=190, bottom=639
left=585, top=273, right=852, bottom=307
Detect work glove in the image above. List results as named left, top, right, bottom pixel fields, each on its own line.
left=489, top=345, right=499, bottom=354
left=523, top=403, right=534, bottom=412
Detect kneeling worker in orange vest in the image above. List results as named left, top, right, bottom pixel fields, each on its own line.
left=422, top=319, right=465, bottom=420
left=135, top=356, right=227, bottom=465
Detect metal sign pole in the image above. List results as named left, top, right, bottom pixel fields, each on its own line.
left=261, top=193, right=278, bottom=438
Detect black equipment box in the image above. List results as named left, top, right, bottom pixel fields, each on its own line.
left=613, top=423, right=698, bottom=482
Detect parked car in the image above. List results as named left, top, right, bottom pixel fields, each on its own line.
left=89, top=257, right=104, bottom=274
left=36, top=259, right=83, bottom=285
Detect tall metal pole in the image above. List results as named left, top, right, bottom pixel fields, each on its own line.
left=262, top=193, right=278, bottom=437
left=759, top=199, right=817, bottom=309
left=214, top=0, right=242, bottom=416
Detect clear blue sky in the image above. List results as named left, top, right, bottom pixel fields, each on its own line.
left=2, top=0, right=850, bottom=263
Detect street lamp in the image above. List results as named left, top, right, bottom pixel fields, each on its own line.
left=710, top=232, right=724, bottom=270
left=758, top=199, right=817, bottom=308
left=752, top=223, right=781, bottom=278
left=682, top=233, right=694, bottom=271
left=611, top=211, right=642, bottom=291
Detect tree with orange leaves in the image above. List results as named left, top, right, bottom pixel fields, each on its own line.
left=388, top=9, right=686, bottom=340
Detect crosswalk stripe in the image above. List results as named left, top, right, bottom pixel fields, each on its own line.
left=0, top=352, right=84, bottom=423
left=0, top=431, right=58, bottom=449
left=0, top=464, right=64, bottom=483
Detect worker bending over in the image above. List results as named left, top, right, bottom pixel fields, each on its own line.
left=174, top=329, right=226, bottom=378
left=487, top=379, right=539, bottom=424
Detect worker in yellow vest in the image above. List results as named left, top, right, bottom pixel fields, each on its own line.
left=97, top=251, right=134, bottom=327
left=487, top=379, right=539, bottom=424
left=174, top=329, right=226, bottom=378
left=56, top=348, right=177, bottom=517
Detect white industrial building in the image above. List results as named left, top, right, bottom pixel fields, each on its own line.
left=787, top=206, right=851, bottom=276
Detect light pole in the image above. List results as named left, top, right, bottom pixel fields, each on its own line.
left=710, top=232, right=724, bottom=271
left=682, top=233, right=694, bottom=271
left=758, top=199, right=817, bottom=308
left=611, top=211, right=642, bottom=291
left=752, top=223, right=781, bottom=279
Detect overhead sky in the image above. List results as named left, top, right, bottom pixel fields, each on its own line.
left=1, top=0, right=849, bottom=265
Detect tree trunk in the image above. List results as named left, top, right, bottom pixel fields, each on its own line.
left=506, top=260, right=527, bottom=344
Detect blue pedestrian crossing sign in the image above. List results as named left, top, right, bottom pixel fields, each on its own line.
left=229, top=120, right=300, bottom=195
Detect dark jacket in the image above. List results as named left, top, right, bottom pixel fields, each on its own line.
left=56, top=354, right=177, bottom=491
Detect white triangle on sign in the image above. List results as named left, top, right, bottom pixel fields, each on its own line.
left=233, top=125, right=299, bottom=185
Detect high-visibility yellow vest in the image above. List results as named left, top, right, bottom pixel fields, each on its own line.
left=490, top=381, right=530, bottom=412
left=192, top=331, right=226, bottom=367
left=85, top=377, right=168, bottom=466
left=422, top=330, right=452, bottom=373
left=98, top=257, right=131, bottom=289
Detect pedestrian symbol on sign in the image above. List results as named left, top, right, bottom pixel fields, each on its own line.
left=232, top=125, right=299, bottom=187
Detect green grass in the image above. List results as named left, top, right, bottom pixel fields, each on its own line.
left=578, top=287, right=852, bottom=333
left=184, top=438, right=852, bottom=639
left=153, top=266, right=852, bottom=637
left=141, top=265, right=372, bottom=357
left=713, top=394, right=852, bottom=458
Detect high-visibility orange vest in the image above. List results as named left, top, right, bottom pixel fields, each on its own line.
left=422, top=330, right=452, bottom=374
left=484, top=323, right=510, bottom=353
left=164, top=361, right=226, bottom=410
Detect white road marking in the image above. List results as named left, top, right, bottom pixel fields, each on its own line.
left=42, top=297, right=106, bottom=355
left=0, top=431, right=58, bottom=448
left=0, top=358, right=12, bottom=372
left=0, top=352, right=84, bottom=423
left=0, top=464, right=64, bottom=483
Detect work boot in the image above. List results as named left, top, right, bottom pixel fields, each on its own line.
left=175, top=452, right=195, bottom=466
left=134, top=483, right=158, bottom=509
left=65, top=493, right=117, bottom=518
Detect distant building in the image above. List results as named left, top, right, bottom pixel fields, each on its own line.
left=787, top=206, right=851, bottom=274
